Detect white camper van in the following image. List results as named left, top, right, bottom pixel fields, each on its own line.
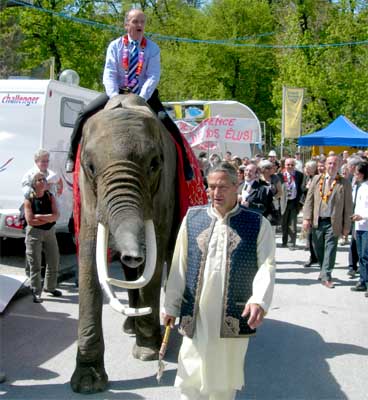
left=0, top=79, right=100, bottom=239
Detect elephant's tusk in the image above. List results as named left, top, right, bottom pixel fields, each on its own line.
left=96, top=221, right=157, bottom=316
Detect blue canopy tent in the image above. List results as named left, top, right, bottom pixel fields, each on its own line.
left=298, top=115, right=368, bottom=147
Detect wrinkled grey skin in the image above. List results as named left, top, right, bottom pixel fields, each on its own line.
left=71, top=95, right=177, bottom=394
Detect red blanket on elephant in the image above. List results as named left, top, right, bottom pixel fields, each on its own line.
left=173, top=136, right=208, bottom=220
left=73, top=135, right=207, bottom=249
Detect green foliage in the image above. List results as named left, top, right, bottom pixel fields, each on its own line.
left=0, top=12, right=24, bottom=77
left=1, top=0, right=115, bottom=89
left=1, top=0, right=367, bottom=147
left=156, top=0, right=278, bottom=132
left=270, top=0, right=368, bottom=139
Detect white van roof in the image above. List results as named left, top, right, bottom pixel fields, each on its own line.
left=1, top=79, right=99, bottom=97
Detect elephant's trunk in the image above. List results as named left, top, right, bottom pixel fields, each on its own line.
left=100, top=160, right=146, bottom=220
left=99, top=160, right=149, bottom=268
left=95, top=160, right=157, bottom=315
left=112, top=217, right=145, bottom=268
left=96, top=221, right=156, bottom=315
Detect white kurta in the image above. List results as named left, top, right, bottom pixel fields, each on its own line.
left=164, top=204, right=276, bottom=395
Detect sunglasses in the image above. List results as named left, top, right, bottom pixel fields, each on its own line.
left=36, top=178, right=47, bottom=183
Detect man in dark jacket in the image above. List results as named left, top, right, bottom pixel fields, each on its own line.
left=279, top=158, right=304, bottom=250
left=239, top=163, right=273, bottom=217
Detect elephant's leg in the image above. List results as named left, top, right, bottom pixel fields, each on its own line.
left=122, top=265, right=139, bottom=335
left=71, top=238, right=108, bottom=393
left=132, top=256, right=164, bottom=361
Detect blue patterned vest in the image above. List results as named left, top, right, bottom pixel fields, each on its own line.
left=179, top=205, right=261, bottom=338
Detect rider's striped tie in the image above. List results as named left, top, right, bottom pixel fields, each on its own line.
left=128, top=40, right=139, bottom=93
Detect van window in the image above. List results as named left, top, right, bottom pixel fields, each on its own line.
left=60, top=97, right=84, bottom=127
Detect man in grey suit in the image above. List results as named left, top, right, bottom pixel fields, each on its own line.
left=303, top=155, right=352, bottom=288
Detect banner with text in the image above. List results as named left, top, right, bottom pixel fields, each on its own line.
left=178, top=117, right=260, bottom=149
left=282, top=87, right=304, bottom=139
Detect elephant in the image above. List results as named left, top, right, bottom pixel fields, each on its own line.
left=70, top=94, right=179, bottom=394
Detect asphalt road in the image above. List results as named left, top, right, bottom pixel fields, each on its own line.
left=1, top=233, right=367, bottom=400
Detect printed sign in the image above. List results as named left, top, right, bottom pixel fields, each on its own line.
left=1, top=93, right=43, bottom=106
left=282, top=87, right=304, bottom=139
left=176, top=120, right=197, bottom=133
left=0, top=158, right=14, bottom=173
left=179, top=117, right=260, bottom=148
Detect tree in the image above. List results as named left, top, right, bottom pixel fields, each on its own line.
left=0, top=0, right=114, bottom=88
left=2, top=0, right=367, bottom=145
left=270, top=0, right=368, bottom=141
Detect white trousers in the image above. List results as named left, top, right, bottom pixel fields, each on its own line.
left=180, top=387, right=236, bottom=400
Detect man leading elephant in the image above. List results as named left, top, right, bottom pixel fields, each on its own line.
left=163, top=162, right=276, bottom=400
left=65, top=8, right=193, bottom=180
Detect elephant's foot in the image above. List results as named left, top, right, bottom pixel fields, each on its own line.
left=71, top=363, right=108, bottom=394
left=122, top=316, right=136, bottom=335
left=132, top=343, right=159, bottom=361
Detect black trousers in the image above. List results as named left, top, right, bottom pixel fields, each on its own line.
left=349, top=233, right=359, bottom=271
left=67, top=92, right=109, bottom=160
left=67, top=89, right=190, bottom=173
left=281, top=199, right=298, bottom=246
left=308, top=231, right=318, bottom=263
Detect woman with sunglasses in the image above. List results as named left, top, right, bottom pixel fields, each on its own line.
left=24, top=172, right=61, bottom=303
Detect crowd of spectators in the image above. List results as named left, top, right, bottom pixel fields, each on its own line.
left=196, top=148, right=368, bottom=291
left=18, top=146, right=368, bottom=299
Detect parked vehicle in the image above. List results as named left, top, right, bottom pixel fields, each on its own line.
left=0, top=79, right=100, bottom=239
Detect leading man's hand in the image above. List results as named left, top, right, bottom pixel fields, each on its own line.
left=242, top=303, right=265, bottom=329
left=303, top=219, right=311, bottom=232
left=162, top=313, right=176, bottom=329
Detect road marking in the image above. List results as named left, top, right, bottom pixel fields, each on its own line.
left=7, top=312, right=61, bottom=321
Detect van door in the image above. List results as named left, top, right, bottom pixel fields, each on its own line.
left=43, top=88, right=85, bottom=232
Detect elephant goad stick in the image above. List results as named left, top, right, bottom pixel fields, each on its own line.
left=156, top=325, right=171, bottom=383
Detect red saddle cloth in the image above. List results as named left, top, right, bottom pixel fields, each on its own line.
left=73, top=134, right=207, bottom=249
left=173, top=136, right=208, bottom=221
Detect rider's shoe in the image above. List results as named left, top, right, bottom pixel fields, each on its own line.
left=65, top=159, right=75, bottom=173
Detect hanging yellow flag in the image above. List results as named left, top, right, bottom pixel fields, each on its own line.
left=282, top=86, right=304, bottom=139
left=174, top=104, right=182, bottom=119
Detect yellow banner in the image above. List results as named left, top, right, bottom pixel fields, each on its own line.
left=283, top=87, right=304, bottom=138
left=174, top=104, right=182, bottom=119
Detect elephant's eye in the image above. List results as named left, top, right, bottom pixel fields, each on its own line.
left=149, top=156, right=161, bottom=173
left=88, top=162, right=96, bottom=176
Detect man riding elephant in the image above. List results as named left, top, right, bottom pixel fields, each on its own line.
left=71, top=94, right=181, bottom=393
left=65, top=8, right=193, bottom=181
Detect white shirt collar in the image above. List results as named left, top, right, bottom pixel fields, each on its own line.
left=210, top=202, right=239, bottom=221
left=127, top=35, right=139, bottom=45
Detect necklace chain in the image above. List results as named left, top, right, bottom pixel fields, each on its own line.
left=319, top=174, right=338, bottom=203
